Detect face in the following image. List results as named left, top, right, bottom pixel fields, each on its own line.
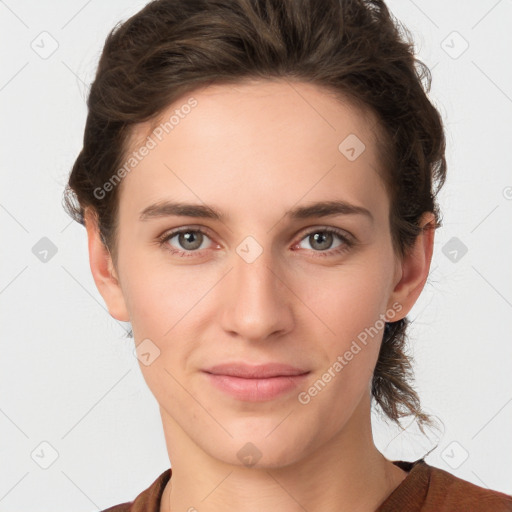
left=88, top=79, right=430, bottom=469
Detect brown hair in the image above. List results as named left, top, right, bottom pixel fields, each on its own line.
left=63, top=0, right=446, bottom=430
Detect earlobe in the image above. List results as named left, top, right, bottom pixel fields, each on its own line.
left=84, top=208, right=130, bottom=322
left=386, top=212, right=436, bottom=320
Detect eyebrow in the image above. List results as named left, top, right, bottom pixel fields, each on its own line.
left=139, top=199, right=373, bottom=224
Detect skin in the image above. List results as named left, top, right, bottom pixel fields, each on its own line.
left=85, top=79, right=435, bottom=512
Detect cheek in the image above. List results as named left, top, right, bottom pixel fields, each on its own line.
left=293, top=259, right=392, bottom=406
left=295, top=259, right=393, bottom=341
left=296, top=270, right=389, bottom=428
left=318, top=286, right=385, bottom=391
left=118, top=247, right=206, bottom=338
left=121, top=263, right=203, bottom=401
left=121, top=273, right=167, bottom=339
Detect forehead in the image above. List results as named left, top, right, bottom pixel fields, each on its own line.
left=134, top=79, right=380, bottom=150
left=119, top=79, right=389, bottom=225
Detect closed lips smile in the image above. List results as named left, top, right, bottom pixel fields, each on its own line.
left=202, top=363, right=310, bottom=401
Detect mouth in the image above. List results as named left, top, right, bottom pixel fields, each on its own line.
left=202, top=362, right=310, bottom=401
left=203, top=362, right=310, bottom=378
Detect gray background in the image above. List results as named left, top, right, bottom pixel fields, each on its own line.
left=1, top=0, right=511, bottom=510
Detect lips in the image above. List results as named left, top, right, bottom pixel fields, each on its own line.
left=202, top=362, right=310, bottom=379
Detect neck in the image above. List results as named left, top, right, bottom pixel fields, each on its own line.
left=159, top=394, right=408, bottom=512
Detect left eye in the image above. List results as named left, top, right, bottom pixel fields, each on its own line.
left=296, top=229, right=350, bottom=252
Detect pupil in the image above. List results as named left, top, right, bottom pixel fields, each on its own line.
left=312, top=232, right=332, bottom=250
left=181, top=231, right=201, bottom=250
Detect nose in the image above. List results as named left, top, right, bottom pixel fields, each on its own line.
left=219, top=242, right=295, bottom=342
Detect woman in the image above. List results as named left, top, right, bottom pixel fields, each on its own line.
left=63, top=0, right=512, bottom=510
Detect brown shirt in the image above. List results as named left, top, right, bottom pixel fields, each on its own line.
left=101, top=459, right=512, bottom=511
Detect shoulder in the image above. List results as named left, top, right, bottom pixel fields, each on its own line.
left=98, top=468, right=171, bottom=512
left=100, top=504, right=132, bottom=512
left=425, top=462, right=512, bottom=511
left=379, top=460, right=512, bottom=511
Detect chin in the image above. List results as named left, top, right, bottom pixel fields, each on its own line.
left=201, top=423, right=314, bottom=470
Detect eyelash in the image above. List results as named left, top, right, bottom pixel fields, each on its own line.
left=156, top=226, right=355, bottom=259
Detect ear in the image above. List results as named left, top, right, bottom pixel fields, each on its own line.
left=386, top=211, right=436, bottom=320
left=84, top=208, right=130, bottom=322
